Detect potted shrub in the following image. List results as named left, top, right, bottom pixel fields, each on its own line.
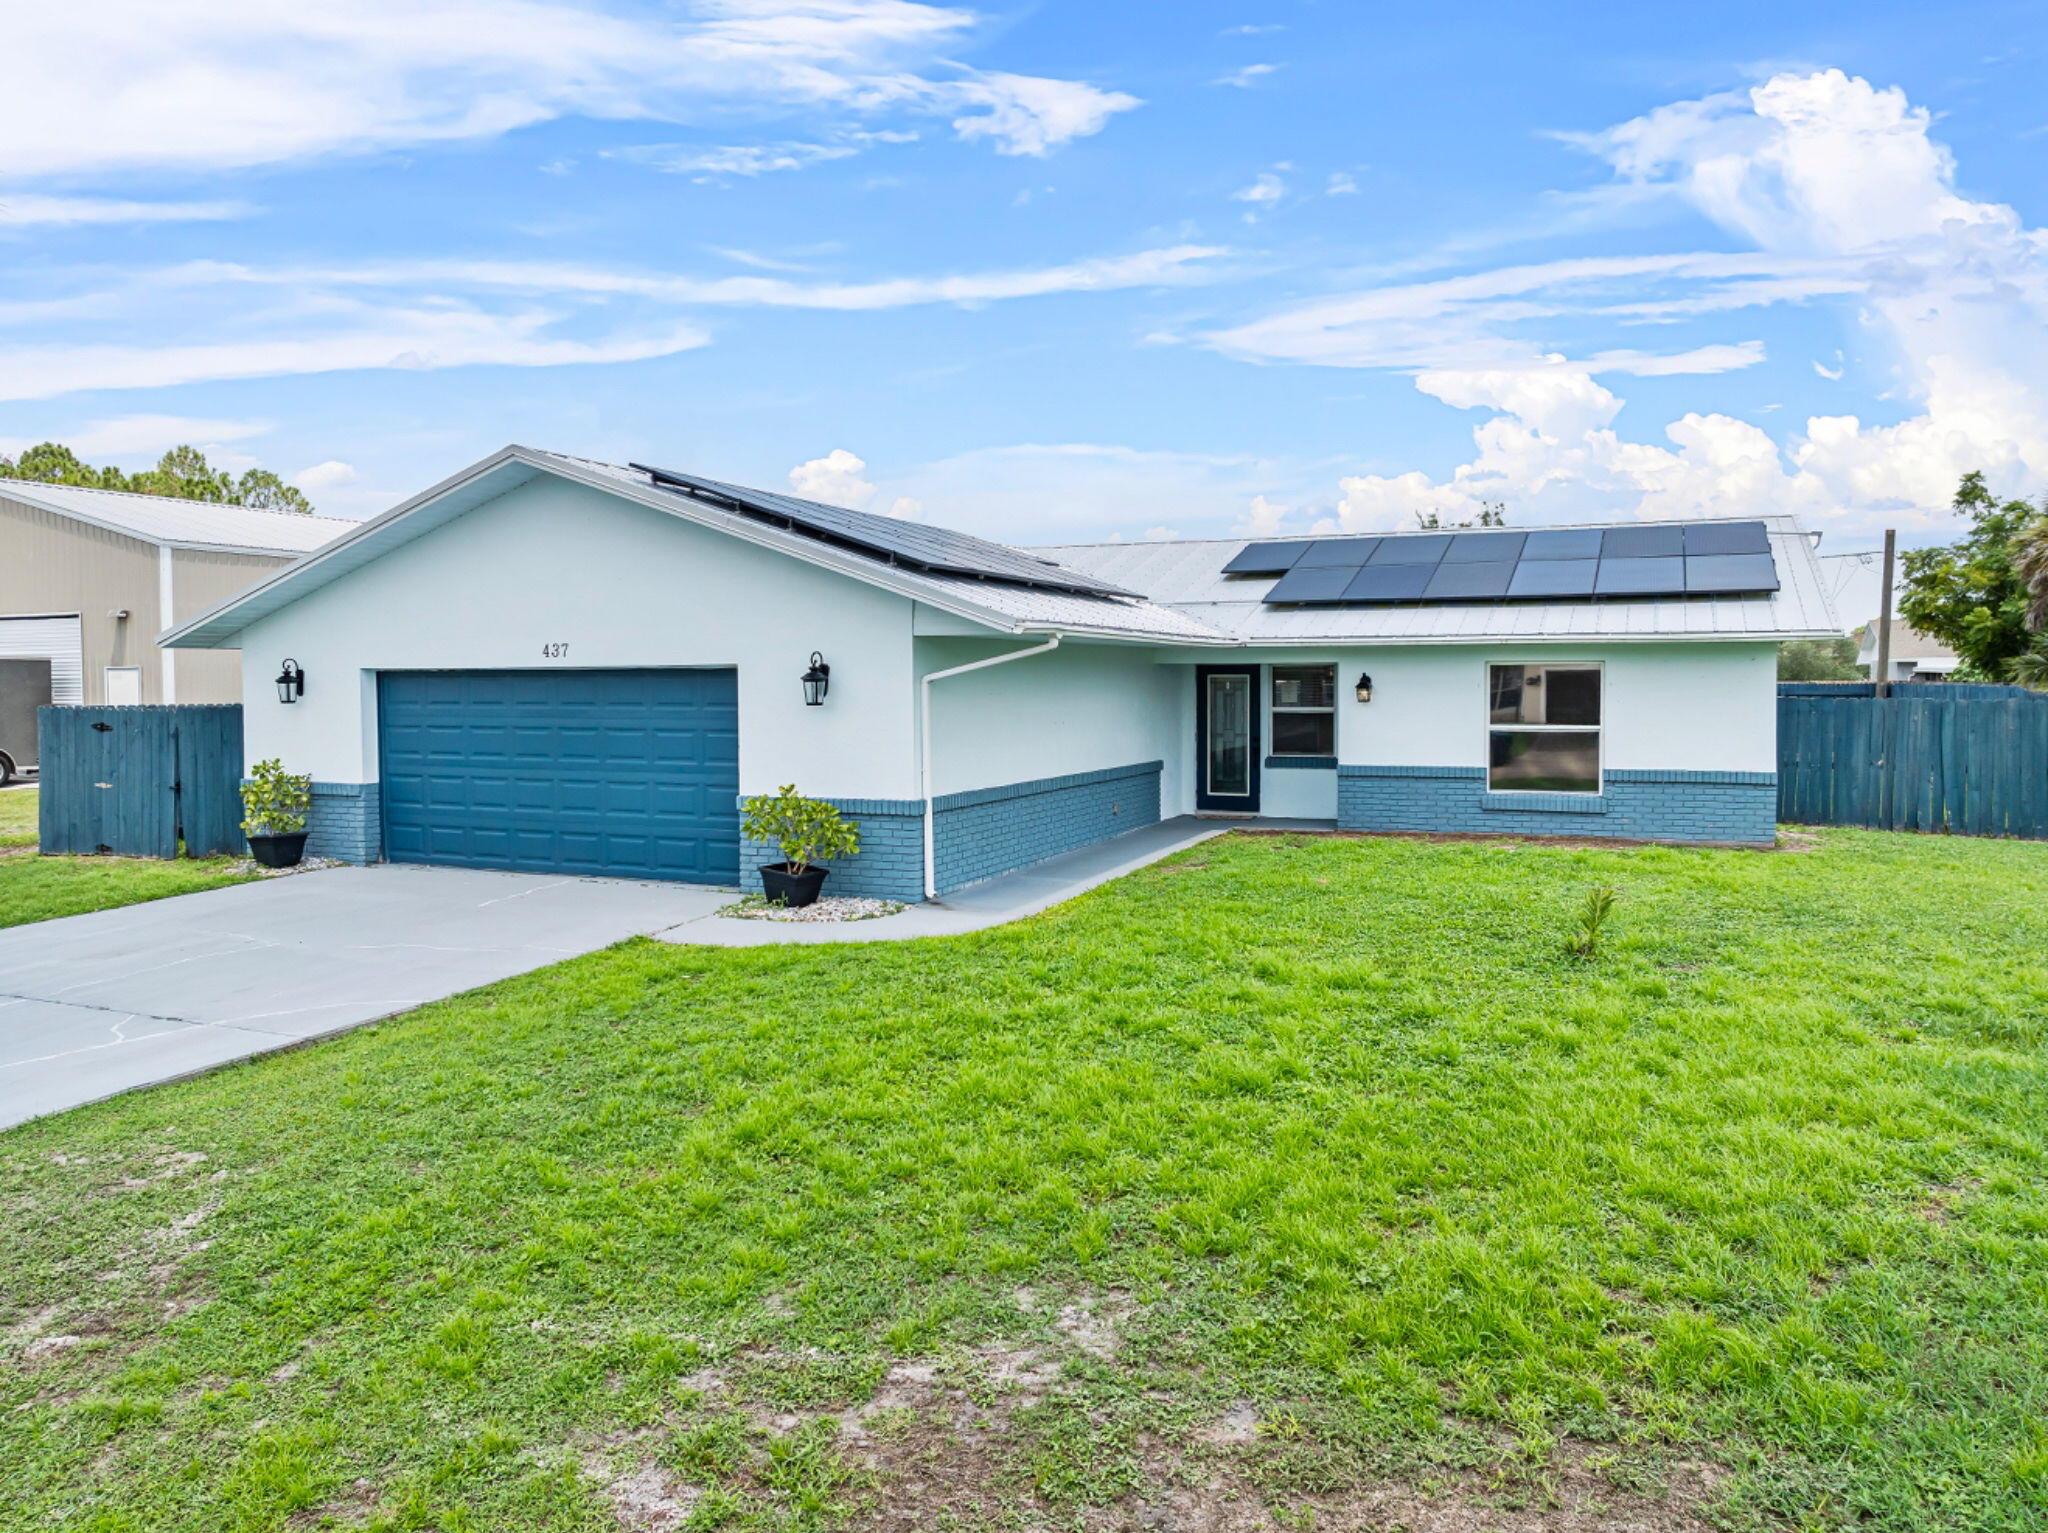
left=740, top=784, right=859, bottom=908
left=242, top=757, right=313, bottom=868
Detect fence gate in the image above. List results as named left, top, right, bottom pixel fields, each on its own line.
left=1778, top=682, right=2048, bottom=839
left=37, top=704, right=245, bottom=857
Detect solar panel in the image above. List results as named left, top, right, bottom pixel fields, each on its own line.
left=1521, top=528, right=1605, bottom=561
left=1252, top=520, right=1779, bottom=607
left=631, top=462, right=1139, bottom=599
left=1296, top=536, right=1382, bottom=567
left=1441, top=530, right=1526, bottom=564
left=1223, top=540, right=1313, bottom=574
left=1685, top=552, right=1781, bottom=594
left=1424, top=561, right=1517, bottom=600
left=1507, top=559, right=1599, bottom=598
left=1343, top=564, right=1433, bottom=601
left=1265, top=564, right=1363, bottom=602
left=1595, top=556, right=1688, bottom=595
left=1601, top=525, right=1686, bottom=559
left=1370, top=533, right=1453, bottom=565
left=1684, top=521, right=1773, bottom=556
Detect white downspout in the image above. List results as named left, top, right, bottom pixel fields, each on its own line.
left=919, top=633, right=1061, bottom=901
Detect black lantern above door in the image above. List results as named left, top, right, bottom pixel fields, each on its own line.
left=276, top=659, right=306, bottom=704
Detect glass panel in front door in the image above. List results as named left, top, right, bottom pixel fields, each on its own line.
left=1207, top=673, right=1252, bottom=796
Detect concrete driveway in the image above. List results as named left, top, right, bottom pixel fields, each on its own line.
left=0, top=864, right=729, bottom=1130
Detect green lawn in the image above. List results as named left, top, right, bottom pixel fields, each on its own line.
left=4, top=829, right=2047, bottom=1531
left=0, top=848, right=257, bottom=928
left=0, top=786, right=37, bottom=848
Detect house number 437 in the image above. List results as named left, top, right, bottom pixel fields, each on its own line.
left=540, top=642, right=569, bottom=659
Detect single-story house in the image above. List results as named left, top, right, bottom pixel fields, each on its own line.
left=1855, top=618, right=1960, bottom=683
left=1, top=479, right=355, bottom=707
left=162, top=446, right=1838, bottom=898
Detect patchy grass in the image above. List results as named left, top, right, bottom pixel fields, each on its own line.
left=0, top=786, right=37, bottom=848
left=3, top=828, right=2047, bottom=1530
left=0, top=849, right=256, bottom=928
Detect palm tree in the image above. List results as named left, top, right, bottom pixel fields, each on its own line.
left=2008, top=646, right=2048, bottom=691
left=2014, top=513, right=2048, bottom=631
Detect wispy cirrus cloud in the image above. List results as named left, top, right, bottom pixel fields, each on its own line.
left=153, top=243, right=1233, bottom=311
left=1, top=0, right=1139, bottom=183
left=0, top=306, right=711, bottom=402
left=0, top=195, right=252, bottom=228
left=0, top=244, right=1231, bottom=399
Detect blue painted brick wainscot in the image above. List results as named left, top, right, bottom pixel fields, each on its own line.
left=1336, top=765, right=1777, bottom=845
left=932, top=761, right=1162, bottom=893
left=738, top=797, right=926, bottom=902
left=740, top=762, right=1165, bottom=902
left=294, top=781, right=382, bottom=863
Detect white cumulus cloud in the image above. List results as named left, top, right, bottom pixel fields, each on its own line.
left=1221, top=69, right=2048, bottom=537
left=293, top=460, right=359, bottom=490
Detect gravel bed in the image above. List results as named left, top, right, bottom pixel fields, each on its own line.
left=717, top=894, right=908, bottom=923
left=225, top=855, right=346, bottom=879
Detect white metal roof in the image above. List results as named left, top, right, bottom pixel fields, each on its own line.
left=0, top=478, right=357, bottom=556
left=160, top=445, right=1837, bottom=653
left=1035, top=517, right=1840, bottom=644
left=163, top=448, right=1229, bottom=650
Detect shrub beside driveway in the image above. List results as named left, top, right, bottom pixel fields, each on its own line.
left=3, top=828, right=2047, bottom=1530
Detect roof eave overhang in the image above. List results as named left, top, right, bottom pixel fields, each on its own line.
left=161, top=446, right=1202, bottom=650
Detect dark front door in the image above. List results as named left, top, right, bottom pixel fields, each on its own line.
left=378, top=668, right=740, bottom=883
left=1195, top=665, right=1260, bottom=812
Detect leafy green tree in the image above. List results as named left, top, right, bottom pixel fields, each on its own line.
left=1778, top=635, right=1863, bottom=681
left=0, top=441, right=315, bottom=512
left=231, top=468, right=312, bottom=514
left=1897, top=472, right=2043, bottom=679
left=1415, top=499, right=1506, bottom=529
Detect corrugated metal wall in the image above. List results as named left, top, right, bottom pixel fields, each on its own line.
left=0, top=614, right=83, bottom=703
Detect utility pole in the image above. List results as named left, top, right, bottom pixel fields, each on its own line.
left=1874, top=528, right=1897, bottom=698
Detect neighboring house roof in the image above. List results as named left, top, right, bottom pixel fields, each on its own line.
left=1037, top=515, right=1838, bottom=643
left=161, top=446, right=1840, bottom=651
left=0, top=478, right=357, bottom=557
left=1855, top=619, right=1959, bottom=664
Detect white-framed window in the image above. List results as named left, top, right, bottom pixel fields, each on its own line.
left=102, top=665, right=143, bottom=706
left=1270, top=664, right=1336, bottom=757
left=1487, top=662, right=1601, bottom=793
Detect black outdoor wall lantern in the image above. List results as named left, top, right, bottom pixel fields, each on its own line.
left=801, top=652, right=831, bottom=707
left=1354, top=672, right=1374, bottom=703
left=276, top=659, right=306, bottom=704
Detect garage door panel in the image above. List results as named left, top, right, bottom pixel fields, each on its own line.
left=378, top=669, right=739, bottom=883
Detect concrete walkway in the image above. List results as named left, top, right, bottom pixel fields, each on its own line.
left=0, top=865, right=727, bottom=1129
left=654, top=814, right=1238, bottom=947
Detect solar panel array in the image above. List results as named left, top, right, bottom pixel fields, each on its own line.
left=630, top=462, right=1140, bottom=599
left=1225, top=521, right=1779, bottom=606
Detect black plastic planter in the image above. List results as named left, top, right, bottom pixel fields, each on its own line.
left=247, top=831, right=309, bottom=869
left=759, top=862, right=828, bottom=908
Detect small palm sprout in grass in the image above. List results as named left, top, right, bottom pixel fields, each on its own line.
left=1567, top=884, right=1620, bottom=959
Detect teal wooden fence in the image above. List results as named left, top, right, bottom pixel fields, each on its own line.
left=1778, top=682, right=2048, bottom=838
left=37, top=704, right=245, bottom=857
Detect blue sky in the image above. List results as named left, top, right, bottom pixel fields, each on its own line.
left=4, top=0, right=2045, bottom=594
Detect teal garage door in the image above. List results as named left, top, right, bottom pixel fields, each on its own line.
left=378, top=669, right=739, bottom=883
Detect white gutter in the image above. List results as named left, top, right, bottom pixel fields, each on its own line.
left=919, top=633, right=1061, bottom=901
